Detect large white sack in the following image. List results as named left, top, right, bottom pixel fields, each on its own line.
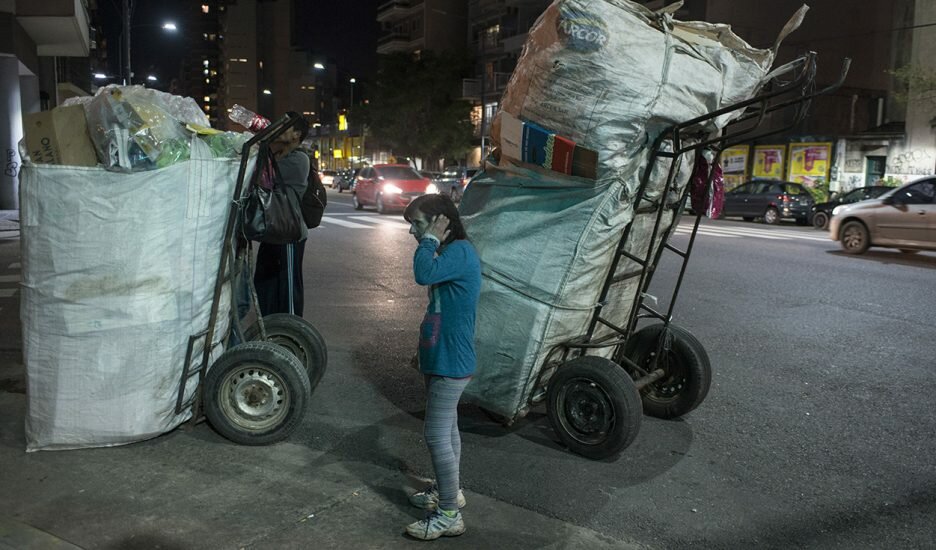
left=491, top=0, right=806, bottom=183
left=463, top=0, right=806, bottom=418
left=20, top=157, right=242, bottom=451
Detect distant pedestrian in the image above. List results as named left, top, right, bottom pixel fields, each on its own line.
left=402, top=194, right=481, bottom=540
left=253, top=112, right=310, bottom=316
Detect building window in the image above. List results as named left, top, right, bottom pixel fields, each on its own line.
left=202, top=4, right=210, bottom=14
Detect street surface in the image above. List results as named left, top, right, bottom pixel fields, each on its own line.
left=1, top=190, right=935, bottom=548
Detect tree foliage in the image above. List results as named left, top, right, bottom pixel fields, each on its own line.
left=361, top=52, right=474, bottom=165
left=890, top=64, right=936, bottom=108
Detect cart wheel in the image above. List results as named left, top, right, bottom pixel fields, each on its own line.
left=244, top=314, right=327, bottom=390
left=204, top=341, right=311, bottom=445
left=546, top=356, right=642, bottom=460
left=620, top=324, right=712, bottom=419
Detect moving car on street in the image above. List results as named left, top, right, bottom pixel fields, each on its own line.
left=352, top=164, right=436, bottom=214
left=333, top=168, right=358, bottom=192
left=437, top=166, right=478, bottom=202
left=319, top=170, right=337, bottom=189
left=811, top=185, right=891, bottom=229
left=830, top=177, right=936, bottom=254
left=721, top=180, right=814, bottom=225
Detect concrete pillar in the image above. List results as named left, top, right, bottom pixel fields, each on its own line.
left=0, top=56, right=23, bottom=210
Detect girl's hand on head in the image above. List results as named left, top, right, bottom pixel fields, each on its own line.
left=427, top=215, right=451, bottom=242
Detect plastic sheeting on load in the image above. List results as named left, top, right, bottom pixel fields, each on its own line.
left=20, top=154, right=245, bottom=451
left=462, top=0, right=806, bottom=418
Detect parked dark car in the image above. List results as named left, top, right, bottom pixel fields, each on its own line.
left=437, top=166, right=479, bottom=202
left=810, top=185, right=891, bottom=229
left=721, top=180, right=814, bottom=225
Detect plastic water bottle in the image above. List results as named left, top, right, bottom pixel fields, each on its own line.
left=229, top=104, right=270, bottom=132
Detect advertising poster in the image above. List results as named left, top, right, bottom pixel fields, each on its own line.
left=752, top=145, right=785, bottom=179
left=787, top=142, right=832, bottom=188
left=720, top=145, right=749, bottom=189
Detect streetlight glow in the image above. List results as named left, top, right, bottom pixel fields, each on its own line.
left=350, top=78, right=356, bottom=83
left=162, top=22, right=178, bottom=31
left=262, top=89, right=272, bottom=95
left=94, top=73, right=107, bottom=79
left=313, top=63, right=325, bottom=70
left=147, top=75, right=157, bottom=81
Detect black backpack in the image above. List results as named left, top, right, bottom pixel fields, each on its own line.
left=300, top=166, right=327, bottom=228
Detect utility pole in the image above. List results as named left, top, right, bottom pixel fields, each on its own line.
left=122, top=0, right=132, bottom=84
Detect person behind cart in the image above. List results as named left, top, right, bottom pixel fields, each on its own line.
left=402, top=194, right=481, bottom=540
left=253, top=112, right=310, bottom=316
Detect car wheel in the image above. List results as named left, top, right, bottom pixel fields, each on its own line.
left=742, top=216, right=755, bottom=222
left=204, top=341, right=310, bottom=445
left=763, top=207, right=780, bottom=225
left=376, top=194, right=387, bottom=215
left=898, top=249, right=920, bottom=255
left=352, top=193, right=363, bottom=210
left=812, top=211, right=829, bottom=230
left=546, top=356, right=642, bottom=460
left=840, top=220, right=870, bottom=254
left=618, top=324, right=712, bottom=419
left=243, top=314, right=328, bottom=391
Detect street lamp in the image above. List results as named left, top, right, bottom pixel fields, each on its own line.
left=162, top=22, right=178, bottom=31
left=313, top=62, right=325, bottom=70
left=349, top=77, right=356, bottom=116
left=94, top=73, right=108, bottom=79
left=147, top=75, right=158, bottom=82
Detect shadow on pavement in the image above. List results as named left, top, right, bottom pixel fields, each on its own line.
left=826, top=249, right=936, bottom=269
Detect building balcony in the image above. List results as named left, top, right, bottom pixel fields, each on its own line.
left=16, top=0, right=91, bottom=57
left=377, top=0, right=424, bottom=23
left=461, top=72, right=511, bottom=100
left=377, top=31, right=424, bottom=54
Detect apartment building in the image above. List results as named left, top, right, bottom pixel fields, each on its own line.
left=376, top=0, right=467, bottom=56
left=1, top=0, right=93, bottom=209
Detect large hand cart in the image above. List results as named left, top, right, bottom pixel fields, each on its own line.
left=483, top=53, right=850, bottom=460
left=175, top=114, right=328, bottom=445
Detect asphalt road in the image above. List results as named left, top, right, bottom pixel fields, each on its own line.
left=1, top=188, right=933, bottom=549
left=300, top=188, right=936, bottom=549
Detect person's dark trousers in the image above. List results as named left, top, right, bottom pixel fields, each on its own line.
left=254, top=239, right=305, bottom=317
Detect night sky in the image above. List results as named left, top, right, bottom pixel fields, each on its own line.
left=97, top=0, right=380, bottom=86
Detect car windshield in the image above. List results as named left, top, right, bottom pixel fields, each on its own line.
left=378, top=166, right=422, bottom=180
left=841, top=189, right=866, bottom=203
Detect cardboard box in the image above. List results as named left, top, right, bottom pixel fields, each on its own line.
left=23, top=105, right=99, bottom=167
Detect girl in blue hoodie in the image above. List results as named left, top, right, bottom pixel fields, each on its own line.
left=402, top=194, right=481, bottom=541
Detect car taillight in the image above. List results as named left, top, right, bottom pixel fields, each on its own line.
left=781, top=195, right=790, bottom=202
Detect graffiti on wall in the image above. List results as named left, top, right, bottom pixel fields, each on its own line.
left=4, top=149, right=18, bottom=178
left=888, top=148, right=935, bottom=176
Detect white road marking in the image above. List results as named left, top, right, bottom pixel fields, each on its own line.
left=319, top=217, right=373, bottom=229
left=673, top=228, right=739, bottom=238
left=349, top=216, right=410, bottom=229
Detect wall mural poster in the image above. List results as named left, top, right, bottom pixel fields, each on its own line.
left=787, top=142, right=832, bottom=188
left=752, top=145, right=785, bottom=179
left=720, top=145, right=749, bottom=189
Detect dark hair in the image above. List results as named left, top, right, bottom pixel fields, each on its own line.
left=404, top=194, right=467, bottom=244
left=286, top=111, right=310, bottom=142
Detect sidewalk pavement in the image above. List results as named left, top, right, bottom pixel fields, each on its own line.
left=0, top=216, right=647, bottom=550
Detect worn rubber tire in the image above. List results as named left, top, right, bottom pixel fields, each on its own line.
left=352, top=193, right=363, bottom=210
left=840, top=220, right=870, bottom=254
left=376, top=194, right=387, bottom=215
left=244, top=313, right=327, bottom=390
left=546, top=356, right=642, bottom=460
left=812, top=211, right=829, bottom=230
left=620, top=324, right=712, bottom=419
left=204, top=341, right=310, bottom=445
left=763, top=207, right=780, bottom=225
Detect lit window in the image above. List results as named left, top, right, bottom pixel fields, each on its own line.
left=239, top=58, right=248, bottom=62
left=202, top=4, right=209, bottom=14
left=203, top=69, right=209, bottom=75
left=205, top=78, right=210, bottom=84
left=210, top=70, right=217, bottom=76
left=203, top=33, right=208, bottom=40
left=203, top=60, right=209, bottom=67
left=204, top=96, right=210, bottom=102
left=259, top=61, right=263, bottom=69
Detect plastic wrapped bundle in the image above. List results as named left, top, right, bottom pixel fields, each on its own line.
left=463, top=0, right=806, bottom=418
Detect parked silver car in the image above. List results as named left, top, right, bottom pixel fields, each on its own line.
left=829, top=177, right=936, bottom=254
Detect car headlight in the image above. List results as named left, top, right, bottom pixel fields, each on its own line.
left=832, top=205, right=846, bottom=216
left=426, top=183, right=439, bottom=194
left=383, top=184, right=403, bottom=194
